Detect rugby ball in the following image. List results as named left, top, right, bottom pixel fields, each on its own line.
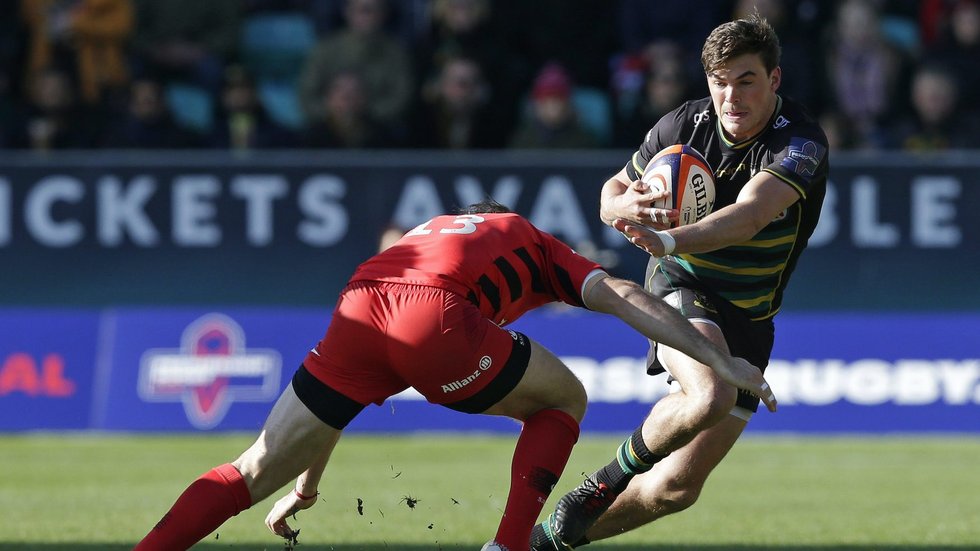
left=641, top=145, right=715, bottom=227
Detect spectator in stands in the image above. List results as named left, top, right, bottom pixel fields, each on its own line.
left=733, top=0, right=829, bottom=113
left=409, top=54, right=507, bottom=149
left=298, top=0, right=414, bottom=137
left=508, top=0, right=618, bottom=91
left=18, top=66, right=98, bottom=149
left=616, top=0, right=731, bottom=74
left=888, top=63, right=978, bottom=150
left=130, top=0, right=240, bottom=93
left=102, top=77, right=199, bottom=148
left=614, top=50, right=690, bottom=147
left=822, top=0, right=912, bottom=149
left=21, top=0, right=133, bottom=108
left=414, top=0, right=528, bottom=149
left=924, top=0, right=980, bottom=119
left=302, top=70, right=396, bottom=148
left=247, top=0, right=426, bottom=45
left=209, top=66, right=294, bottom=150
left=818, top=110, right=860, bottom=152
left=510, top=63, right=599, bottom=149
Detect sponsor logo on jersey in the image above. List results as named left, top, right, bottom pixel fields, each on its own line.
left=441, top=369, right=484, bottom=393
left=781, top=138, right=825, bottom=179
left=715, top=162, right=749, bottom=179
left=138, top=313, right=282, bottom=429
left=772, top=115, right=791, bottom=129
left=693, top=110, right=711, bottom=126
left=441, top=354, right=495, bottom=394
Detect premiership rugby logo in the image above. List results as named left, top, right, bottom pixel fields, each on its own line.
left=138, top=314, right=282, bottom=429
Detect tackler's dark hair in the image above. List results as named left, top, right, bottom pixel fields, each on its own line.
left=457, top=198, right=513, bottom=215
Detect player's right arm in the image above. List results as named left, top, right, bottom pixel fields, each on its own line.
left=582, top=273, right=777, bottom=411
left=599, top=165, right=674, bottom=229
left=601, top=108, right=690, bottom=229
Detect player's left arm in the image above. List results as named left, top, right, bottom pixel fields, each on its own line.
left=264, top=436, right=338, bottom=537
left=582, top=273, right=777, bottom=411
left=616, top=171, right=800, bottom=256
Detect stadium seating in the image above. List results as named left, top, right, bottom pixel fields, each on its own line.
left=241, top=13, right=317, bottom=130
left=880, top=15, right=920, bottom=53
left=165, top=82, right=214, bottom=133
left=572, top=87, right=613, bottom=146
left=258, top=80, right=304, bottom=130
left=241, top=13, right=317, bottom=81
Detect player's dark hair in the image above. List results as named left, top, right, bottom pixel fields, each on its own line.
left=457, top=198, right=513, bottom=214
left=701, top=9, right=781, bottom=75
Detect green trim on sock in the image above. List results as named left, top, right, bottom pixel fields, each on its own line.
left=615, top=437, right=654, bottom=475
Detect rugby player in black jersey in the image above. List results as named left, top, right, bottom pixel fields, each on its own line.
left=532, top=10, right=828, bottom=550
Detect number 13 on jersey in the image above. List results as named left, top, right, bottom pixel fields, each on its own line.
left=405, top=215, right=486, bottom=236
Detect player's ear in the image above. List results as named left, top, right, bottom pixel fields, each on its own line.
left=770, top=66, right=781, bottom=92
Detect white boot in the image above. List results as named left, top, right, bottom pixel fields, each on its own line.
left=481, top=541, right=511, bottom=551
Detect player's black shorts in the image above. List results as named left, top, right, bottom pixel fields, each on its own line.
left=645, top=258, right=775, bottom=413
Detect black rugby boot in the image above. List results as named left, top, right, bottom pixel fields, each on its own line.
left=549, top=474, right=616, bottom=547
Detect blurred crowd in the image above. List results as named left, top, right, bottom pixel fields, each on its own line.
left=1, top=0, right=978, bottom=153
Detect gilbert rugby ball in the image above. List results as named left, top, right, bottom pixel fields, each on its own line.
left=641, top=144, right=715, bottom=227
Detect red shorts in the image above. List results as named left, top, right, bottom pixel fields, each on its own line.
left=303, top=281, right=530, bottom=413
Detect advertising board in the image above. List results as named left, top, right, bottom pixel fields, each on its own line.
left=3, top=308, right=975, bottom=434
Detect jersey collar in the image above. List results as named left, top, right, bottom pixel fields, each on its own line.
left=715, top=95, right=783, bottom=150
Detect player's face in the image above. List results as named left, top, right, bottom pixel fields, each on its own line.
left=706, top=53, right=780, bottom=142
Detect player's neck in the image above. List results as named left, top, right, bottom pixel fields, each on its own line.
left=720, top=94, right=781, bottom=145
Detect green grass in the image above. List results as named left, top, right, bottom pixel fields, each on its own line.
left=0, top=434, right=978, bottom=550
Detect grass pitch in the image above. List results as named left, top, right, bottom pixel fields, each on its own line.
left=0, top=433, right=977, bottom=550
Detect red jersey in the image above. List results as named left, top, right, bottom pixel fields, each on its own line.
left=351, top=213, right=604, bottom=326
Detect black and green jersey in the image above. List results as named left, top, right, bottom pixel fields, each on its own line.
left=624, top=95, right=829, bottom=320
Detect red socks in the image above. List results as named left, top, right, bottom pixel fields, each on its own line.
left=495, top=409, right=580, bottom=551
left=134, top=463, right=252, bottom=550
left=134, top=415, right=578, bottom=551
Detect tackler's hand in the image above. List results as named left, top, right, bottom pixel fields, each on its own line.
left=265, top=487, right=318, bottom=539
left=714, top=356, right=778, bottom=413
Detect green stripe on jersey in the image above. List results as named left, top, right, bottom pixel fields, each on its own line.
left=672, top=203, right=805, bottom=318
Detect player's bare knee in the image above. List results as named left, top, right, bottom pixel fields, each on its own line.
left=231, top=442, right=286, bottom=500
left=231, top=446, right=261, bottom=479
left=557, top=376, right=587, bottom=422
left=654, top=487, right=701, bottom=515
left=526, top=341, right=587, bottom=421
left=636, top=477, right=702, bottom=515
left=544, top=362, right=587, bottom=421
left=686, top=382, right=738, bottom=427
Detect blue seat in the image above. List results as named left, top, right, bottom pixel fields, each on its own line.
left=880, top=15, right=920, bottom=54
left=165, top=83, right=213, bottom=133
left=258, top=79, right=305, bottom=129
left=241, top=13, right=317, bottom=81
left=572, top=87, right=613, bottom=146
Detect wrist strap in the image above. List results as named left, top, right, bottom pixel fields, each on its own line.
left=294, top=489, right=319, bottom=501
left=653, top=230, right=676, bottom=255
